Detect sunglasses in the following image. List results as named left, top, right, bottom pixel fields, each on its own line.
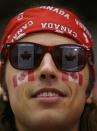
left=2, top=42, right=93, bottom=72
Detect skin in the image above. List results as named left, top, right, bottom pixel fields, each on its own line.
left=4, top=32, right=91, bottom=131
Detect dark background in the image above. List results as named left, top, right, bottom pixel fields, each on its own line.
left=0, top=0, right=97, bottom=73
left=0, top=0, right=97, bottom=21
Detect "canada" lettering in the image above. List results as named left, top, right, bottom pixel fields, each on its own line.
left=41, top=22, right=77, bottom=38
left=11, top=20, right=33, bottom=42
left=75, top=19, right=91, bottom=39
left=40, top=6, right=70, bottom=20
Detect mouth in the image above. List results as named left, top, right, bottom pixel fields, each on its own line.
left=32, top=88, right=67, bottom=98
left=31, top=88, right=68, bottom=104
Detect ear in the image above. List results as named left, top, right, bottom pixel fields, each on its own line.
left=86, top=91, right=93, bottom=104
left=0, top=84, right=8, bottom=101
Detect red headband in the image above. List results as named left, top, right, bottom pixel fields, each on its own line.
left=0, top=6, right=93, bottom=50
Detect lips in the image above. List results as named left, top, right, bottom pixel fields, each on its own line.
left=32, top=88, right=67, bottom=98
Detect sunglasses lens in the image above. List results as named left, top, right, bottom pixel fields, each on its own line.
left=53, top=45, right=86, bottom=72
left=9, top=43, right=45, bottom=70
left=9, top=44, right=35, bottom=69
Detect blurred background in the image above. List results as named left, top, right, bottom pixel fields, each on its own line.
left=0, top=0, right=97, bottom=74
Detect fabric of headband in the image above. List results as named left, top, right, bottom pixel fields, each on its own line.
left=0, top=6, right=93, bottom=51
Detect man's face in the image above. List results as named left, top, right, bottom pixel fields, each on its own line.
left=5, top=32, right=89, bottom=130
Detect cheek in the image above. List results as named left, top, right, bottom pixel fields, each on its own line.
left=62, top=72, right=83, bottom=86
left=12, top=71, right=35, bottom=88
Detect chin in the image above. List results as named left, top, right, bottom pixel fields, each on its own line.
left=26, top=110, right=73, bottom=130
left=16, top=108, right=79, bottom=131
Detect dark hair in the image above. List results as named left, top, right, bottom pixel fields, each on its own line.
left=0, top=1, right=97, bottom=131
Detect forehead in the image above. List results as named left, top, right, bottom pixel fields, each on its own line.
left=19, top=32, right=78, bottom=46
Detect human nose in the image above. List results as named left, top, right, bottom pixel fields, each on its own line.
left=37, top=53, right=58, bottom=82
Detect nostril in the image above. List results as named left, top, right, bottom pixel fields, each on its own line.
left=39, top=73, right=57, bottom=80
left=40, top=74, right=46, bottom=79
left=50, top=74, right=56, bottom=79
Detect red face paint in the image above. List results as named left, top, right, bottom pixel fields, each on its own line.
left=13, top=71, right=34, bottom=88
left=62, top=72, right=83, bottom=86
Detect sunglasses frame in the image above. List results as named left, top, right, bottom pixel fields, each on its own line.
left=1, top=42, right=93, bottom=72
